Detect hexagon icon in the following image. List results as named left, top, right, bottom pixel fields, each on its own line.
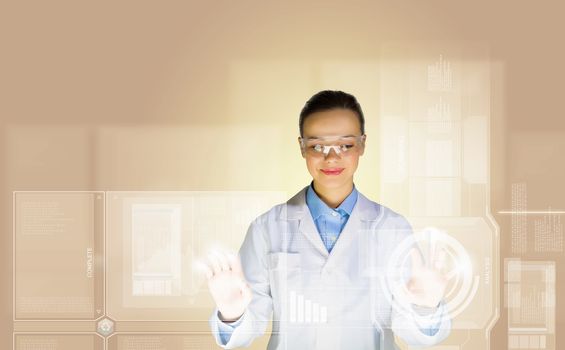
left=96, top=318, right=114, bottom=337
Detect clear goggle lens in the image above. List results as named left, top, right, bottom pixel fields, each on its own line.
left=300, top=135, right=365, bottom=156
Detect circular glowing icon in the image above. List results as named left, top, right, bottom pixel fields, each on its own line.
left=380, top=227, right=479, bottom=320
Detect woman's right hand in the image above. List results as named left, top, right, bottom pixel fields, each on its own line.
left=204, top=251, right=252, bottom=322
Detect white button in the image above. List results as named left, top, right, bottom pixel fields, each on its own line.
left=331, top=212, right=338, bottom=217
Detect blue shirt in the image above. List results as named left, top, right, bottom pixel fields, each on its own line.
left=217, top=183, right=439, bottom=343
left=306, top=182, right=358, bottom=253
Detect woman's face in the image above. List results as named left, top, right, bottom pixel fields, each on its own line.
left=298, top=108, right=365, bottom=191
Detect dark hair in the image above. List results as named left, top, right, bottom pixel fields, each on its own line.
left=299, top=90, right=365, bottom=137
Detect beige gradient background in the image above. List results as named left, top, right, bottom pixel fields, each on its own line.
left=1, top=1, right=564, bottom=349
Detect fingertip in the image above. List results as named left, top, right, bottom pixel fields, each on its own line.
left=226, top=253, right=238, bottom=267
left=192, top=260, right=210, bottom=276
left=206, top=252, right=222, bottom=275
left=434, top=249, right=448, bottom=270
left=409, top=248, right=423, bottom=267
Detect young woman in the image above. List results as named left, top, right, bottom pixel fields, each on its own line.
left=204, top=90, right=451, bottom=349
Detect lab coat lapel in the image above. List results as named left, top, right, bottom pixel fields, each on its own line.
left=325, top=192, right=380, bottom=268
left=282, top=187, right=381, bottom=261
left=323, top=198, right=362, bottom=267
left=298, top=207, right=329, bottom=258
left=283, top=186, right=329, bottom=258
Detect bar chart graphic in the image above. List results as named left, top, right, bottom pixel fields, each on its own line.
left=288, top=291, right=327, bottom=324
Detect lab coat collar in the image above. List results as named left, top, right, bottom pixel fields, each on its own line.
left=280, top=185, right=381, bottom=222
left=279, top=185, right=384, bottom=259
left=306, top=181, right=358, bottom=221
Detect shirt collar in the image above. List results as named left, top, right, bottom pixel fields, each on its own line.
left=306, top=181, right=358, bottom=220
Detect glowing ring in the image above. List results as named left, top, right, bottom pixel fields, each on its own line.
left=378, top=227, right=477, bottom=321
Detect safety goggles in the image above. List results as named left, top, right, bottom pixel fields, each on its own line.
left=299, top=135, right=366, bottom=157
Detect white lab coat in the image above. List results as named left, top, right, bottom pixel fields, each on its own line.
left=210, top=186, right=451, bottom=349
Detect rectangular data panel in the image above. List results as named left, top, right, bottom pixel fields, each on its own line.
left=106, top=191, right=285, bottom=321
left=108, top=334, right=221, bottom=350
left=506, top=259, right=556, bottom=350
left=14, top=192, right=104, bottom=320
left=14, top=334, right=103, bottom=350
